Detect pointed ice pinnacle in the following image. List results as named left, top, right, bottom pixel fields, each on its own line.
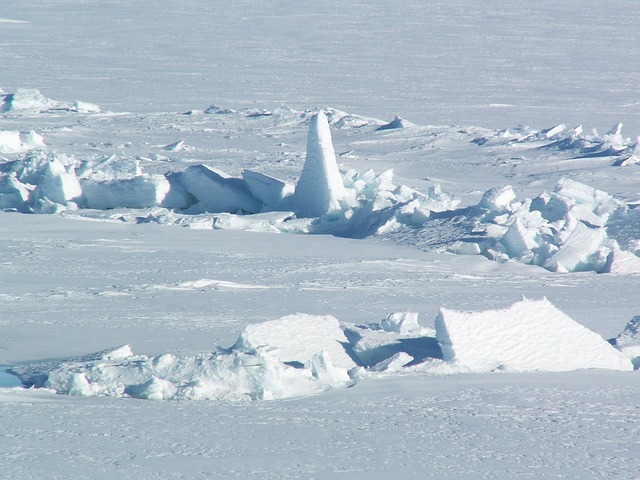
left=294, top=111, right=346, bottom=218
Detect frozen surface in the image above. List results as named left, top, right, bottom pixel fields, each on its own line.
left=3, top=1, right=640, bottom=478
left=436, top=298, right=633, bottom=373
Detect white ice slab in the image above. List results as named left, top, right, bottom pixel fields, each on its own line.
left=435, top=298, right=633, bottom=373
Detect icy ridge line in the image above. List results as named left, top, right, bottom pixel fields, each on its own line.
left=8, top=299, right=635, bottom=401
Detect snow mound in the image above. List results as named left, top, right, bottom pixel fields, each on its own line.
left=435, top=298, right=633, bottom=373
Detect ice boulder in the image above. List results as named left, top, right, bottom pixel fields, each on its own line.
left=435, top=298, right=633, bottom=373
left=293, top=111, right=346, bottom=218
left=177, top=164, right=261, bottom=214
left=32, top=156, right=82, bottom=205
left=234, top=314, right=356, bottom=370
left=478, top=185, right=516, bottom=211
left=0, top=174, right=31, bottom=209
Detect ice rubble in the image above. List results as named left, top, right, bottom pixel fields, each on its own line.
left=10, top=300, right=634, bottom=400
left=2, top=97, right=640, bottom=273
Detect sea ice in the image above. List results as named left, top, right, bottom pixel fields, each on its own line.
left=293, top=111, right=346, bottom=218
left=435, top=298, right=633, bottom=373
left=177, top=164, right=261, bottom=214
left=233, top=314, right=356, bottom=370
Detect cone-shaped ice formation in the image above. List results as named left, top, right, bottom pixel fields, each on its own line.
left=294, top=111, right=345, bottom=218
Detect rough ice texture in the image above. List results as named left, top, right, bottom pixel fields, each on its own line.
left=234, top=314, right=356, bottom=370
left=293, top=111, right=346, bottom=217
left=177, top=164, right=261, bottom=214
left=435, top=298, right=633, bottom=373
left=13, top=345, right=350, bottom=401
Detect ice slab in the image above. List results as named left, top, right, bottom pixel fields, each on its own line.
left=234, top=314, right=356, bottom=370
left=435, top=298, right=633, bottom=373
left=177, top=164, right=261, bottom=214
left=81, top=174, right=176, bottom=210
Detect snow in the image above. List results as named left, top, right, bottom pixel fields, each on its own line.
left=435, top=298, right=633, bottom=373
left=2, top=1, right=640, bottom=477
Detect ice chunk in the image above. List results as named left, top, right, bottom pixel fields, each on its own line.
left=0, top=130, right=46, bottom=154
left=33, top=157, right=82, bottom=205
left=177, top=164, right=261, bottom=214
left=435, top=298, right=633, bottom=372
left=500, top=218, right=539, bottom=257
left=371, top=352, right=414, bottom=372
left=72, top=100, right=101, bottom=113
left=380, top=311, right=422, bottom=335
left=376, top=115, right=415, bottom=131
left=234, top=314, right=356, bottom=369
left=242, top=170, right=294, bottom=209
left=612, top=316, right=640, bottom=368
left=342, top=322, right=440, bottom=368
left=81, top=174, right=177, bottom=210
left=293, top=111, right=346, bottom=217
left=0, top=174, right=30, bottom=209
left=478, top=185, right=516, bottom=211
left=544, top=221, right=608, bottom=272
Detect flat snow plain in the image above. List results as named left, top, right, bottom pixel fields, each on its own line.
left=2, top=1, right=640, bottom=478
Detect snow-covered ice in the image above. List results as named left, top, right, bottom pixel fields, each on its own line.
left=3, top=1, right=640, bottom=478
left=435, top=298, right=633, bottom=373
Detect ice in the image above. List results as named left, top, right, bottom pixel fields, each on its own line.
left=0, top=130, right=45, bottom=154
left=380, top=311, right=422, bottom=335
left=234, top=313, right=356, bottom=370
left=612, top=316, right=640, bottom=369
left=32, top=156, right=82, bottom=206
left=242, top=170, right=294, bottom=210
left=176, top=164, right=261, bottom=214
left=81, top=174, right=177, bottom=210
left=0, top=88, right=62, bottom=113
left=293, top=111, right=346, bottom=218
left=0, top=174, right=30, bottom=209
left=544, top=221, right=609, bottom=273
left=478, top=185, right=516, bottom=211
left=376, top=115, right=414, bottom=131
left=435, top=298, right=633, bottom=373
left=342, top=318, right=439, bottom=368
